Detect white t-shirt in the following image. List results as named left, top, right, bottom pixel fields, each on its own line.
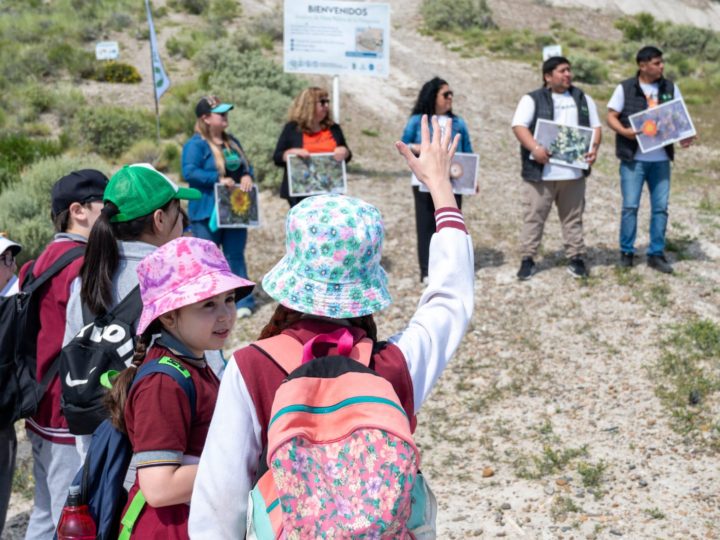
left=607, top=82, right=683, bottom=162
left=512, top=91, right=601, bottom=181
left=411, top=115, right=449, bottom=186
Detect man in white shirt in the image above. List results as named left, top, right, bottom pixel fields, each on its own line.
left=511, top=56, right=602, bottom=280
left=607, top=45, right=694, bottom=274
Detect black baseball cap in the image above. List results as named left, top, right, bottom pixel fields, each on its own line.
left=195, top=96, right=234, bottom=118
left=51, top=169, right=109, bottom=217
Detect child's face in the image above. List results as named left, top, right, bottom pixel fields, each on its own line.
left=163, top=290, right=237, bottom=356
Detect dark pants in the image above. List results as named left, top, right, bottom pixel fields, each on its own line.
left=0, top=424, right=16, bottom=538
left=412, top=186, right=462, bottom=280
left=286, top=196, right=309, bottom=208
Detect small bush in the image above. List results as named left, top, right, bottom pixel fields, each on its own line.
left=614, top=12, right=663, bottom=42
left=90, top=61, right=142, bottom=84
left=570, top=55, right=608, bottom=84
left=120, top=139, right=163, bottom=167
left=208, top=0, right=240, bottom=24
left=662, top=24, right=720, bottom=62
left=0, top=154, right=110, bottom=262
left=252, top=9, right=284, bottom=44
left=167, top=31, right=210, bottom=60
left=0, top=134, right=63, bottom=192
left=169, top=0, right=209, bottom=15
left=70, top=107, right=154, bottom=158
left=421, top=0, right=496, bottom=31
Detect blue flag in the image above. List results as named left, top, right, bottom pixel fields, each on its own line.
left=145, top=0, right=170, bottom=100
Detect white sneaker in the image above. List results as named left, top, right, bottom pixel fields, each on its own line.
left=236, top=307, right=252, bottom=318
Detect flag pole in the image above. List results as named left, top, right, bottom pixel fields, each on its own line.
left=145, top=0, right=161, bottom=144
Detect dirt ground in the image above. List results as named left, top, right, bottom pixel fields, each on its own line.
left=4, top=0, right=720, bottom=539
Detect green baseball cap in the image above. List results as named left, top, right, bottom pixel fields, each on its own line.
left=104, top=164, right=200, bottom=223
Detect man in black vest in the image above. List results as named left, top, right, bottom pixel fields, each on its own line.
left=607, top=45, right=694, bottom=274
left=511, top=56, right=602, bottom=280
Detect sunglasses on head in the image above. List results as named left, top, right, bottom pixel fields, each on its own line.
left=442, top=91, right=454, bottom=99
left=318, top=98, right=330, bottom=106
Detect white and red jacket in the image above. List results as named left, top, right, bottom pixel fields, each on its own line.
left=189, top=208, right=474, bottom=539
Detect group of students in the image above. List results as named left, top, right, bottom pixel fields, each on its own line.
left=1, top=114, right=474, bottom=539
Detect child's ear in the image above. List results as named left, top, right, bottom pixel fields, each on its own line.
left=158, top=311, right=177, bottom=329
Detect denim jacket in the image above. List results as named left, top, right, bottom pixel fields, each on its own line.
left=181, top=133, right=254, bottom=221
left=401, top=114, right=473, bottom=153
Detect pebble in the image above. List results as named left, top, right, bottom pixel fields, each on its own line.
left=610, top=529, right=623, bottom=536
left=472, top=529, right=484, bottom=536
left=639, top=479, right=648, bottom=487
left=575, top=488, right=585, bottom=498
left=556, top=478, right=568, bottom=486
left=628, top=464, right=636, bottom=470
left=483, top=467, right=495, bottom=478
left=501, top=502, right=511, bottom=510
left=544, top=485, right=555, bottom=495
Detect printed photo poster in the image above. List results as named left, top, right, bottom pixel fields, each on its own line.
left=532, top=119, right=595, bottom=170
left=287, top=153, right=348, bottom=197
left=214, top=184, right=260, bottom=228
left=629, top=98, right=696, bottom=154
left=284, top=1, right=390, bottom=77
left=420, top=152, right=479, bottom=195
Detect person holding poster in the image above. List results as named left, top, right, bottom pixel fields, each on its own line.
left=511, top=57, right=602, bottom=281
left=607, top=46, right=694, bottom=274
left=182, top=96, right=256, bottom=317
left=402, top=77, right=472, bottom=283
left=273, top=87, right=352, bottom=207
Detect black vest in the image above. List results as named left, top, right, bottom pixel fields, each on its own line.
left=521, top=86, right=591, bottom=182
left=615, top=76, right=675, bottom=162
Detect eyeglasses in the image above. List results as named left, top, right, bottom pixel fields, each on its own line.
left=441, top=91, right=454, bottom=99
left=1, top=251, right=14, bottom=267
left=318, top=99, right=330, bottom=106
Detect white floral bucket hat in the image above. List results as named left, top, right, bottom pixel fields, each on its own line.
left=262, top=194, right=391, bottom=318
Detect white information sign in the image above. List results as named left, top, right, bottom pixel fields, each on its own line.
left=284, top=1, right=390, bottom=77
left=542, top=45, right=562, bottom=61
left=95, top=41, right=120, bottom=61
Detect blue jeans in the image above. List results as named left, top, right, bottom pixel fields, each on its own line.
left=191, top=219, right=256, bottom=310
left=619, top=160, right=671, bottom=256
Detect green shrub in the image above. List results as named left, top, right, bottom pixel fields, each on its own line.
left=570, top=55, right=608, bottom=84
left=251, top=9, right=284, bottom=44
left=614, top=12, right=663, bottom=42
left=661, top=24, right=720, bottom=61
left=167, top=31, right=210, bottom=60
left=120, top=139, right=163, bottom=166
left=90, top=61, right=142, bottom=83
left=0, top=134, right=63, bottom=192
left=421, top=0, right=496, bottom=31
left=0, top=154, right=110, bottom=262
left=208, top=0, right=240, bottom=24
left=69, top=107, right=154, bottom=158
left=169, top=0, right=209, bottom=15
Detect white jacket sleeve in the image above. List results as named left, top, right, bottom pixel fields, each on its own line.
left=388, top=222, right=474, bottom=412
left=62, top=278, right=83, bottom=346
left=189, top=359, right=262, bottom=539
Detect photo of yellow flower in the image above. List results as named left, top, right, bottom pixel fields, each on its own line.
left=214, top=184, right=260, bottom=228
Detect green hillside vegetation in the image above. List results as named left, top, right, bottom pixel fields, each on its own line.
left=0, top=0, right=299, bottom=259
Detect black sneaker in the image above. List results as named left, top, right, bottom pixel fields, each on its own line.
left=647, top=253, right=673, bottom=274
left=567, top=257, right=589, bottom=278
left=517, top=257, right=536, bottom=281
left=619, top=252, right=634, bottom=268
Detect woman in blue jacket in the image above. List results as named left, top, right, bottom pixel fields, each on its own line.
left=181, top=96, right=255, bottom=316
left=401, top=77, right=473, bottom=282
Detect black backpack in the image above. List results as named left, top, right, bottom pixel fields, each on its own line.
left=0, top=246, right=85, bottom=430
left=60, top=286, right=143, bottom=435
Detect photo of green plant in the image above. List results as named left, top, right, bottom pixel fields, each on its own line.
left=214, top=184, right=260, bottom=228
left=287, top=153, right=347, bottom=197
left=629, top=98, right=696, bottom=154
left=533, top=119, right=595, bottom=170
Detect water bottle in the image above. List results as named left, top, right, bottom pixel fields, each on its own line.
left=57, top=485, right=96, bottom=540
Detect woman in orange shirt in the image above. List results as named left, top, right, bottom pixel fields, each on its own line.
left=272, top=87, right=352, bottom=207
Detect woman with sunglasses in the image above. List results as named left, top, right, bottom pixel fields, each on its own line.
left=182, top=96, right=256, bottom=317
left=402, top=77, right=474, bottom=282
left=273, top=87, right=352, bottom=207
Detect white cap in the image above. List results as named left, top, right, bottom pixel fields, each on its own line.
left=0, top=236, right=21, bottom=256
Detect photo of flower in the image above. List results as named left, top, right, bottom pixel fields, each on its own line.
left=419, top=152, right=479, bottom=195
left=287, top=153, right=347, bottom=197
left=214, top=184, right=260, bottom=228
left=532, top=119, right=595, bottom=170
left=629, top=97, right=696, bottom=154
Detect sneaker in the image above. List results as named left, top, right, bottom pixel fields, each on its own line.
left=517, top=257, right=536, bottom=281
left=619, top=252, right=634, bottom=268
left=567, top=257, right=589, bottom=278
left=236, top=307, right=253, bottom=318
left=647, top=253, right=673, bottom=274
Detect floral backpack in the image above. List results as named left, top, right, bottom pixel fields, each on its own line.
left=246, top=329, right=436, bottom=539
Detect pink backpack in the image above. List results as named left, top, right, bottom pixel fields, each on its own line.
left=246, top=329, right=427, bottom=539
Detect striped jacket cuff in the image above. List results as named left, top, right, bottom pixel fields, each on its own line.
left=435, top=207, right=467, bottom=233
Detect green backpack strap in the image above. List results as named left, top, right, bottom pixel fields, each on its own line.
left=118, top=490, right=146, bottom=540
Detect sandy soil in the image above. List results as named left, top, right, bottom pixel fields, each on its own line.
left=4, top=0, right=720, bottom=539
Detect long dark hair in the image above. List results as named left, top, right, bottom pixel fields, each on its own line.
left=410, top=77, right=453, bottom=117
left=258, top=304, right=378, bottom=342
left=80, top=199, right=180, bottom=316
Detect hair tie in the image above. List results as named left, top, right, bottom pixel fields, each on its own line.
left=101, top=204, right=119, bottom=218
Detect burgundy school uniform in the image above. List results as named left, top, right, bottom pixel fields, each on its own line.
left=236, top=318, right=417, bottom=451
left=121, top=345, right=220, bottom=540
left=19, top=237, right=85, bottom=445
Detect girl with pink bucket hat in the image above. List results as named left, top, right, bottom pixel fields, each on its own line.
left=104, top=236, right=253, bottom=539
left=190, top=116, right=475, bottom=539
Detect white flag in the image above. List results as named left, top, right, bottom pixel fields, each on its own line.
left=145, top=0, right=170, bottom=100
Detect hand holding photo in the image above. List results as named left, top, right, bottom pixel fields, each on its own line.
left=419, top=152, right=479, bottom=195
left=532, top=119, right=595, bottom=170
left=214, top=184, right=260, bottom=228
left=287, top=153, right=347, bottom=197
left=629, top=98, right=696, bottom=154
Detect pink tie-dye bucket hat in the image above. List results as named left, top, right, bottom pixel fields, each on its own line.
left=135, top=237, right=254, bottom=334
left=262, top=194, right=391, bottom=318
